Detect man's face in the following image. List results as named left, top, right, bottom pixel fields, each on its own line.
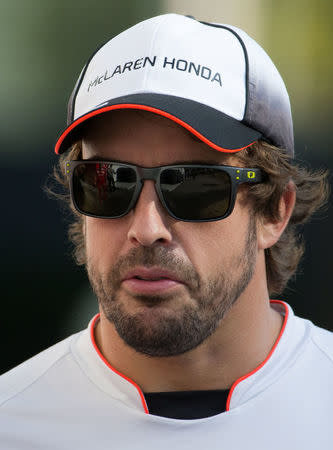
left=82, top=110, right=258, bottom=357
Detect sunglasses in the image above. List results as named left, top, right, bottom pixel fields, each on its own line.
left=66, top=160, right=264, bottom=222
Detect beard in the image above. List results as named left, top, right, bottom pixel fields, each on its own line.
left=87, top=216, right=257, bottom=357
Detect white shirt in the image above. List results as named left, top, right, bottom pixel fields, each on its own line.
left=1, top=300, right=333, bottom=449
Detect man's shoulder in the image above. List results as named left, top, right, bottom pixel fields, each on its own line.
left=309, top=320, right=333, bottom=365
left=0, top=330, right=82, bottom=407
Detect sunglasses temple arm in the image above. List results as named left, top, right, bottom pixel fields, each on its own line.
left=237, top=168, right=264, bottom=184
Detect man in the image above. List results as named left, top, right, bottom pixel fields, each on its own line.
left=1, top=13, right=332, bottom=449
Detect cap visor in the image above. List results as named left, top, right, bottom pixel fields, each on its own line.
left=55, top=93, right=261, bottom=154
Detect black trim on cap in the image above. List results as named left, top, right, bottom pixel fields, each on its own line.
left=56, top=93, right=262, bottom=154
left=200, top=21, right=250, bottom=124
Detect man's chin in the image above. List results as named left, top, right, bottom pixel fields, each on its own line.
left=103, top=296, right=187, bottom=331
left=101, top=302, right=208, bottom=357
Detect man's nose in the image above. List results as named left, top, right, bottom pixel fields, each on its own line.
left=127, top=180, right=173, bottom=247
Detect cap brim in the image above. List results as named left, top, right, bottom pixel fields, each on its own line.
left=55, top=93, right=262, bottom=154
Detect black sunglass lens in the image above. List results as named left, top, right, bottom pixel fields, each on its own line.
left=160, top=167, right=231, bottom=220
left=72, top=163, right=137, bottom=217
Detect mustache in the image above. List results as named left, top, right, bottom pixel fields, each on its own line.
left=107, top=246, right=201, bottom=292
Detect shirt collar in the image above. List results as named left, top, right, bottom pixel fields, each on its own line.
left=71, top=301, right=309, bottom=413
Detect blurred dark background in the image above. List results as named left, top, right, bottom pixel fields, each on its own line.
left=1, top=0, right=332, bottom=374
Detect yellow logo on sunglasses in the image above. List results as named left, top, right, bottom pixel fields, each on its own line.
left=247, top=171, right=255, bottom=179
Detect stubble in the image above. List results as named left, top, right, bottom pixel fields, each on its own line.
left=87, top=216, right=257, bottom=357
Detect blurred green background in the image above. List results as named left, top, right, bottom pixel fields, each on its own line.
left=1, top=0, right=332, bottom=374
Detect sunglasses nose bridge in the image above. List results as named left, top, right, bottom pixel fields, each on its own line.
left=139, top=166, right=161, bottom=182
left=133, top=166, right=161, bottom=205
left=134, top=167, right=167, bottom=214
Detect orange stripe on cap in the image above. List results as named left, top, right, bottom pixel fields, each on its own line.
left=226, top=300, right=289, bottom=411
left=55, top=104, right=256, bottom=154
left=90, top=313, right=149, bottom=414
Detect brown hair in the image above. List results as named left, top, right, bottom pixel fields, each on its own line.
left=46, top=139, right=330, bottom=295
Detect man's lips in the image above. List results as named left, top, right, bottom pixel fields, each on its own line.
left=122, top=267, right=183, bottom=283
left=121, top=267, right=184, bottom=295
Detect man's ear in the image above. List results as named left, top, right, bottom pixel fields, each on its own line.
left=257, top=181, right=296, bottom=250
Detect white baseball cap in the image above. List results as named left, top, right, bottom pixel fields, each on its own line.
left=55, top=13, right=294, bottom=156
